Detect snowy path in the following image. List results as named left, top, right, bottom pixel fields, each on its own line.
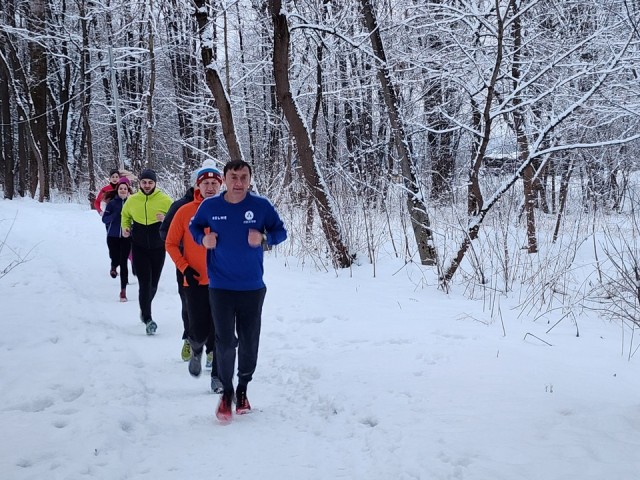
left=1, top=198, right=639, bottom=480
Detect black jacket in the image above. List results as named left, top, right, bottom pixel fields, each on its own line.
left=159, top=187, right=194, bottom=242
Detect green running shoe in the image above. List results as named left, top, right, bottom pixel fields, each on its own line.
left=181, top=340, right=192, bottom=362
left=206, top=351, right=213, bottom=369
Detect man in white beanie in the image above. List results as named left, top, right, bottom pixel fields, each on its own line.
left=160, top=159, right=221, bottom=361
left=166, top=166, right=224, bottom=393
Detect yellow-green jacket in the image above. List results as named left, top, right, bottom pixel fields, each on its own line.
left=121, top=189, right=172, bottom=249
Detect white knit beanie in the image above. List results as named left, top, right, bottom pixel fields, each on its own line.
left=190, top=159, right=218, bottom=186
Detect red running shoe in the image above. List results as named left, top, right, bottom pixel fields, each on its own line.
left=235, top=385, right=251, bottom=415
left=216, top=390, right=233, bottom=423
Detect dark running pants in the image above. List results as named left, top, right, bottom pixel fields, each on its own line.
left=131, top=244, right=165, bottom=321
left=209, top=287, right=266, bottom=392
left=176, top=269, right=189, bottom=340
left=178, top=272, right=214, bottom=353
left=107, top=236, right=131, bottom=290
left=185, top=285, right=217, bottom=375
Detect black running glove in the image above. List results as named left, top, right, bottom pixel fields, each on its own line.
left=183, top=266, right=200, bottom=287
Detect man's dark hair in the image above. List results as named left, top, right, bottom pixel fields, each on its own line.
left=224, top=160, right=252, bottom=177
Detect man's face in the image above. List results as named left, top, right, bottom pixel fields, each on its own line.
left=139, top=179, right=156, bottom=194
left=198, top=178, right=221, bottom=199
left=224, top=167, right=251, bottom=201
left=110, top=173, right=120, bottom=184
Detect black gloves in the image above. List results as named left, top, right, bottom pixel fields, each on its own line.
left=183, top=266, right=200, bottom=287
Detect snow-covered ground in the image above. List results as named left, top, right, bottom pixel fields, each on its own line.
left=0, top=197, right=638, bottom=480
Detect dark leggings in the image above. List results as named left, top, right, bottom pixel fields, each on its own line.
left=131, top=244, right=165, bottom=321
left=106, top=236, right=131, bottom=290
left=209, top=287, right=266, bottom=392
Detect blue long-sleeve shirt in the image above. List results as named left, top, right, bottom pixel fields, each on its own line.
left=189, top=192, right=287, bottom=291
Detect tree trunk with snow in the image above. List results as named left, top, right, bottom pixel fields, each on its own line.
left=194, top=0, right=244, bottom=162
left=269, top=0, right=352, bottom=268
left=360, top=0, right=437, bottom=266
left=28, top=0, right=49, bottom=201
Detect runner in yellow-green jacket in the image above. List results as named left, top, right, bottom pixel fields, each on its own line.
left=121, top=169, right=173, bottom=335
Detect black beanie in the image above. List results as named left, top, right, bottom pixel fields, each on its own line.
left=109, top=168, right=120, bottom=177
left=139, top=169, right=157, bottom=183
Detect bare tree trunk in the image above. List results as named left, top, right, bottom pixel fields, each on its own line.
left=552, top=155, right=575, bottom=243
left=340, top=55, right=357, bottom=174
left=18, top=118, right=27, bottom=197
left=194, top=0, right=243, bottom=162
left=360, top=0, right=436, bottom=266
left=521, top=165, right=538, bottom=253
left=510, top=0, right=537, bottom=253
left=97, top=5, right=120, bottom=168
left=424, top=0, right=457, bottom=203
left=222, top=5, right=230, bottom=92
left=0, top=16, right=51, bottom=202
left=98, top=53, right=121, bottom=165
left=428, top=111, right=456, bottom=203
left=269, top=0, right=352, bottom=268
left=468, top=98, right=485, bottom=215
left=532, top=157, right=550, bottom=213
left=42, top=0, right=72, bottom=194
left=79, top=0, right=96, bottom=206
left=0, top=21, right=46, bottom=201
left=442, top=4, right=506, bottom=284
left=120, top=8, right=146, bottom=172
left=56, top=62, right=73, bottom=193
left=235, top=2, right=255, bottom=167
left=28, top=0, right=48, bottom=201
left=163, top=0, right=201, bottom=180
left=145, top=0, right=156, bottom=168
left=0, top=41, right=14, bottom=199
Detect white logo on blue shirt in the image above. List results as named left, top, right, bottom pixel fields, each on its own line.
left=244, top=210, right=257, bottom=224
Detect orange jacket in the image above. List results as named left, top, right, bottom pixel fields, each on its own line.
left=165, top=190, right=210, bottom=286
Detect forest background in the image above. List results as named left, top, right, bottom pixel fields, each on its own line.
left=2, top=0, right=640, bottom=335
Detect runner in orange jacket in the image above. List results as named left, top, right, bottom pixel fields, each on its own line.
left=165, top=166, right=224, bottom=392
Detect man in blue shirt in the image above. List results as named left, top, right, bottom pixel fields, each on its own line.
left=189, top=160, right=287, bottom=422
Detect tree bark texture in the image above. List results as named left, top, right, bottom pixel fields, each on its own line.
left=510, top=0, right=537, bottom=254
left=28, top=0, right=49, bottom=201
left=0, top=29, right=45, bottom=201
left=360, top=0, right=437, bottom=266
left=79, top=0, right=96, bottom=205
left=0, top=57, right=14, bottom=199
left=269, top=0, right=352, bottom=268
left=145, top=0, right=156, bottom=168
left=194, top=0, right=244, bottom=162
left=164, top=0, right=201, bottom=177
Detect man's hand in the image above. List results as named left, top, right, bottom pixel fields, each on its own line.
left=183, top=266, right=201, bottom=287
left=248, top=229, right=265, bottom=248
left=202, top=232, right=218, bottom=249
left=123, top=227, right=131, bottom=238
